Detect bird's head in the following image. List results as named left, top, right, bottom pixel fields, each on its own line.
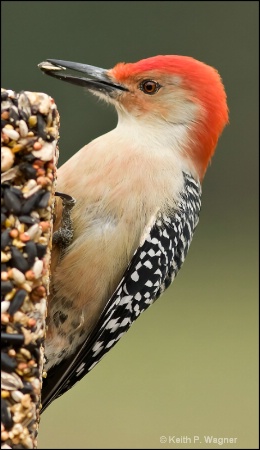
left=39, top=55, right=228, bottom=180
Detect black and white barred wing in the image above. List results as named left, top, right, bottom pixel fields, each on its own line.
left=41, top=173, right=201, bottom=412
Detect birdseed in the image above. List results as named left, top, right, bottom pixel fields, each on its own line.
left=1, top=88, right=59, bottom=448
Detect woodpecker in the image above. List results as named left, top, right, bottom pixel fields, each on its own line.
left=38, top=55, right=228, bottom=412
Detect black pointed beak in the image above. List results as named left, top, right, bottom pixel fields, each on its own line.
left=38, top=59, right=127, bottom=95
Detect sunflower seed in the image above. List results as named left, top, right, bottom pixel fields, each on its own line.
left=1, top=166, right=19, bottom=182
left=19, top=119, right=29, bottom=137
left=26, top=224, right=41, bottom=241
left=1, top=280, right=13, bottom=294
left=38, top=191, right=50, bottom=208
left=19, top=162, right=37, bottom=180
left=1, top=371, right=24, bottom=391
left=1, top=228, right=12, bottom=250
left=1, top=352, right=17, bottom=373
left=11, top=391, right=24, bottom=403
left=3, top=188, right=21, bottom=215
left=36, top=113, right=47, bottom=139
left=35, top=243, right=47, bottom=259
left=20, top=190, right=43, bottom=214
left=18, top=215, right=38, bottom=226
left=1, top=398, right=13, bottom=430
left=24, top=241, right=37, bottom=267
left=1, top=332, right=25, bottom=346
left=8, top=289, right=27, bottom=315
left=18, top=92, right=31, bottom=120
left=10, top=247, right=29, bottom=272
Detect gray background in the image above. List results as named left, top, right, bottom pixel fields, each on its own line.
left=2, top=1, right=258, bottom=449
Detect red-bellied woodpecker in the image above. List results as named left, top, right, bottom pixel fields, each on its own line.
left=38, top=55, right=228, bottom=411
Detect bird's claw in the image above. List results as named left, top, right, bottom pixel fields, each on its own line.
left=53, top=192, right=76, bottom=252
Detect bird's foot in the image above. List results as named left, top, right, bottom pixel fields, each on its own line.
left=53, top=192, right=76, bottom=251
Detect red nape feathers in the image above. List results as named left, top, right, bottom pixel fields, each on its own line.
left=111, top=55, right=229, bottom=180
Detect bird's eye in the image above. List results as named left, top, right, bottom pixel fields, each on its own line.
left=140, top=80, right=160, bottom=95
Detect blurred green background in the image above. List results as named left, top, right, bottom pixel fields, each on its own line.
left=2, top=1, right=258, bottom=448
